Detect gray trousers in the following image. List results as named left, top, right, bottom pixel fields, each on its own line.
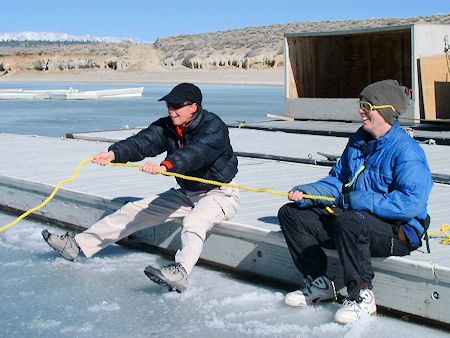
left=75, top=185, right=240, bottom=274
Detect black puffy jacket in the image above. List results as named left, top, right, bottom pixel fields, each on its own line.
left=108, top=109, right=238, bottom=191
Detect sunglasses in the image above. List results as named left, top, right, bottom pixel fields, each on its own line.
left=166, top=101, right=194, bottom=110
left=358, top=100, right=396, bottom=113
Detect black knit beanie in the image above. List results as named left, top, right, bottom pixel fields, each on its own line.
left=359, top=80, right=410, bottom=125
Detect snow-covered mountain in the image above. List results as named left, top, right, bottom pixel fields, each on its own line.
left=0, top=31, right=137, bottom=43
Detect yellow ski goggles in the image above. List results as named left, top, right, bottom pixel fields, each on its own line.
left=358, top=100, right=396, bottom=113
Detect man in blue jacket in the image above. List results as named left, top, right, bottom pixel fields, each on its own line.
left=278, top=80, right=433, bottom=324
left=42, top=83, right=240, bottom=292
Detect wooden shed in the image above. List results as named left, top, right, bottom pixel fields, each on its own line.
left=284, top=24, right=450, bottom=124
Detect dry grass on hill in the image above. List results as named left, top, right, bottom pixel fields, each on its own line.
left=154, top=14, right=450, bottom=70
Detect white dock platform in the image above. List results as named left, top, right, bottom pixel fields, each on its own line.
left=0, top=130, right=449, bottom=325
left=0, top=87, right=144, bottom=100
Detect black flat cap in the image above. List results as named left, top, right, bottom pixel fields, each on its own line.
left=158, top=83, right=202, bottom=105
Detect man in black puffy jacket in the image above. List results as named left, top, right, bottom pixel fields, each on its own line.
left=42, top=83, right=240, bottom=292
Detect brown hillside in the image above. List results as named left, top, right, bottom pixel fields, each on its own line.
left=0, top=14, right=449, bottom=78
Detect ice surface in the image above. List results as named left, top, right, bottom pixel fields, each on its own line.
left=0, top=213, right=447, bottom=338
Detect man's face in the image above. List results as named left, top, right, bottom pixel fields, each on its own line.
left=167, top=103, right=197, bottom=126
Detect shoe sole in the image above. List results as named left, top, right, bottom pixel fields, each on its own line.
left=144, top=266, right=185, bottom=293
left=284, top=296, right=335, bottom=307
left=335, top=310, right=377, bottom=324
left=284, top=298, right=308, bottom=307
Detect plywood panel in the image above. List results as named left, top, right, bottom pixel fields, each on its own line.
left=435, top=81, right=450, bottom=118
left=371, top=33, right=403, bottom=82
left=419, top=54, right=450, bottom=119
left=297, top=38, right=315, bottom=98
left=286, top=37, right=299, bottom=99
left=401, top=32, right=412, bottom=88
left=315, top=37, right=343, bottom=97
left=341, top=36, right=372, bottom=97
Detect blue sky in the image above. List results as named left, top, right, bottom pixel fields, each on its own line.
left=2, top=0, right=450, bottom=42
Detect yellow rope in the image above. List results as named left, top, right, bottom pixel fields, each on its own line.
left=108, top=161, right=335, bottom=200
left=428, top=224, right=450, bottom=245
left=0, top=158, right=93, bottom=232
left=325, top=206, right=336, bottom=215
left=0, top=157, right=335, bottom=232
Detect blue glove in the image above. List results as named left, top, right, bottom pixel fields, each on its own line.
left=335, top=193, right=350, bottom=210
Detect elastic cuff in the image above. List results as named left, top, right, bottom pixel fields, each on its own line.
left=108, top=149, right=119, bottom=163
left=160, top=160, right=174, bottom=170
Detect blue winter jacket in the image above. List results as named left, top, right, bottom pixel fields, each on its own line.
left=294, top=122, right=433, bottom=246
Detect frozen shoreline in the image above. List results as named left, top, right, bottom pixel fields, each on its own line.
left=0, top=68, right=284, bottom=86
left=2, top=213, right=447, bottom=337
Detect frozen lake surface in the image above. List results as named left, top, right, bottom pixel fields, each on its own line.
left=0, top=213, right=447, bottom=338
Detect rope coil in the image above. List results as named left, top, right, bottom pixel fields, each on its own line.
left=428, top=224, right=450, bottom=245
left=0, top=157, right=334, bottom=232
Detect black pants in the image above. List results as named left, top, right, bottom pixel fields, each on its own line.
left=278, top=204, right=413, bottom=298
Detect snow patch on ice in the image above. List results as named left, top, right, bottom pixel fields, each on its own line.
left=29, top=319, right=61, bottom=330
left=220, top=291, right=284, bottom=306
left=60, top=322, right=94, bottom=334
left=88, top=301, right=121, bottom=312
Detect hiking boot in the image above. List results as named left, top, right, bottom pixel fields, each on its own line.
left=284, top=275, right=336, bottom=307
left=42, top=230, right=80, bottom=261
left=334, top=288, right=377, bottom=324
left=144, top=263, right=189, bottom=292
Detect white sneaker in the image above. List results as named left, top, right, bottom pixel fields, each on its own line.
left=334, top=288, right=377, bottom=324
left=284, top=275, right=336, bottom=307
